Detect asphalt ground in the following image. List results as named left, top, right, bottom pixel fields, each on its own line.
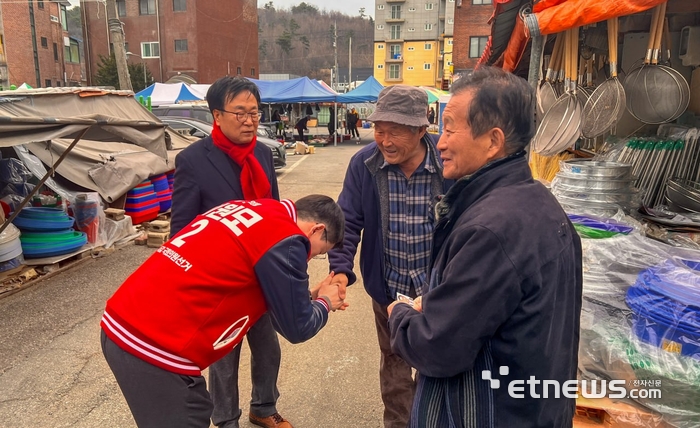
left=0, top=126, right=386, bottom=427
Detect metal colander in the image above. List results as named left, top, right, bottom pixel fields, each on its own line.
left=538, top=33, right=562, bottom=116
left=623, top=2, right=690, bottom=125
left=534, top=27, right=582, bottom=156
left=582, top=17, right=626, bottom=138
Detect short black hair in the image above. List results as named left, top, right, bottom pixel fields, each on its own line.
left=206, top=76, right=261, bottom=113
left=295, top=195, right=345, bottom=249
left=450, top=66, right=535, bottom=154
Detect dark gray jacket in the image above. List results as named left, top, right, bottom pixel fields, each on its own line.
left=390, top=153, right=582, bottom=427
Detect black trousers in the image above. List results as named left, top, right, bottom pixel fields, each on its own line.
left=101, top=330, right=213, bottom=428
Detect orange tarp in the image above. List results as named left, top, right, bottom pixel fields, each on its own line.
left=492, top=0, right=664, bottom=70
left=534, top=0, right=664, bottom=35
left=502, top=17, right=528, bottom=72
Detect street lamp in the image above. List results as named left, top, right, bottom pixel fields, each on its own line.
left=126, top=51, right=147, bottom=89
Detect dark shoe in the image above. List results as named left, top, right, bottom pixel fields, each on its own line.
left=249, top=412, right=293, bottom=428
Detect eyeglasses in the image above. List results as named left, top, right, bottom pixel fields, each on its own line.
left=218, top=109, right=262, bottom=123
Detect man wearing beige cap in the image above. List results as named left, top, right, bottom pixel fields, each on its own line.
left=328, top=85, right=454, bottom=427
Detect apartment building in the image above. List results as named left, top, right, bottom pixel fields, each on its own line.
left=0, top=0, right=85, bottom=89
left=373, top=0, right=455, bottom=89
left=452, top=0, right=493, bottom=75
left=81, top=0, right=259, bottom=85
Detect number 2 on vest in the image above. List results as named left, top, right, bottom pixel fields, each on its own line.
left=170, top=219, right=209, bottom=248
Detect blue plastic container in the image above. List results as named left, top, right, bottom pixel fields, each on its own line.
left=151, top=174, right=169, bottom=192
left=626, top=261, right=700, bottom=360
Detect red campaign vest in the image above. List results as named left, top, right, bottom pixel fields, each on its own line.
left=101, top=199, right=303, bottom=375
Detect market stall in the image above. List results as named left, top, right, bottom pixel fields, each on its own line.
left=0, top=87, right=183, bottom=273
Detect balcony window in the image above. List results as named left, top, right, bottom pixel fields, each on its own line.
left=390, top=44, right=401, bottom=58
left=389, top=64, right=400, bottom=79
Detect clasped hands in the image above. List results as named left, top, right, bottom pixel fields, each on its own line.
left=311, top=272, right=349, bottom=312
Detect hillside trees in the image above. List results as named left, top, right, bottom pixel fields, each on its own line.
left=258, top=3, right=373, bottom=81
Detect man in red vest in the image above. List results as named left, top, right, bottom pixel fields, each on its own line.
left=101, top=195, right=346, bottom=428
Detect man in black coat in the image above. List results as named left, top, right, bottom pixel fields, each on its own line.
left=388, top=67, right=582, bottom=428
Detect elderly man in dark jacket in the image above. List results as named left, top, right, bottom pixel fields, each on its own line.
left=388, top=67, right=583, bottom=428
left=328, top=85, right=453, bottom=428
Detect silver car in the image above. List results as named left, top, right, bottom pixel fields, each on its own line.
left=161, top=117, right=286, bottom=170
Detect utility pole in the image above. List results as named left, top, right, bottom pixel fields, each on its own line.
left=106, top=0, right=132, bottom=91
left=333, top=20, right=338, bottom=146
left=333, top=21, right=338, bottom=92
left=348, top=36, right=352, bottom=92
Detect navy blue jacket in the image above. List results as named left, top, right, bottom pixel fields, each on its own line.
left=171, top=136, right=279, bottom=235
left=328, top=134, right=454, bottom=305
left=389, top=153, right=582, bottom=427
left=170, top=137, right=325, bottom=343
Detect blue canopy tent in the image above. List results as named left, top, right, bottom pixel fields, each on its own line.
left=249, top=77, right=337, bottom=103
left=134, top=82, right=203, bottom=106
left=336, top=76, right=384, bottom=103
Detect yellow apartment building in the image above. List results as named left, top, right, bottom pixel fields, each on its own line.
left=373, top=0, right=455, bottom=89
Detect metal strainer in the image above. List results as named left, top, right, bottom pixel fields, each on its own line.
left=538, top=34, right=562, bottom=116
left=582, top=17, right=626, bottom=138
left=534, top=27, right=582, bottom=156
left=624, top=2, right=690, bottom=124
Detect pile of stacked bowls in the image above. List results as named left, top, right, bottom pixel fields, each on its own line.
left=552, top=160, right=637, bottom=217
left=150, top=173, right=172, bottom=213
left=125, top=180, right=160, bottom=224
left=12, top=207, right=87, bottom=258
left=166, top=170, right=175, bottom=191
left=0, top=223, right=23, bottom=271
left=666, top=178, right=700, bottom=213
left=626, top=258, right=700, bottom=359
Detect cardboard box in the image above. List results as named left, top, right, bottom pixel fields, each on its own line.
left=294, top=142, right=308, bottom=155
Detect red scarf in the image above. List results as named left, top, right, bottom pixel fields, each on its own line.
left=211, top=121, right=272, bottom=200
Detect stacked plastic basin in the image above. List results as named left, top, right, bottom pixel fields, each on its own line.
left=12, top=207, right=87, bottom=258
left=151, top=173, right=172, bottom=213
left=626, top=259, right=700, bottom=360
left=125, top=180, right=160, bottom=224
left=166, top=170, right=175, bottom=192
left=0, top=223, right=23, bottom=271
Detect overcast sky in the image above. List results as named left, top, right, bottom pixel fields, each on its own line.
left=69, top=1, right=374, bottom=18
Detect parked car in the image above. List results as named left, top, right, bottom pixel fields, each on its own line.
left=153, top=104, right=276, bottom=142
left=161, top=117, right=286, bottom=170
left=152, top=104, right=214, bottom=123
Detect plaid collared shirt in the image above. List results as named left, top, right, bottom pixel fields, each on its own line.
left=383, top=152, right=437, bottom=299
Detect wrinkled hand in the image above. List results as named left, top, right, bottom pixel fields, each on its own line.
left=330, top=273, right=349, bottom=300
left=413, top=296, right=423, bottom=313
left=316, top=272, right=348, bottom=311
left=387, top=296, right=423, bottom=317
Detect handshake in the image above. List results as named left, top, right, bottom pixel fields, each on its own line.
left=310, top=271, right=350, bottom=312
